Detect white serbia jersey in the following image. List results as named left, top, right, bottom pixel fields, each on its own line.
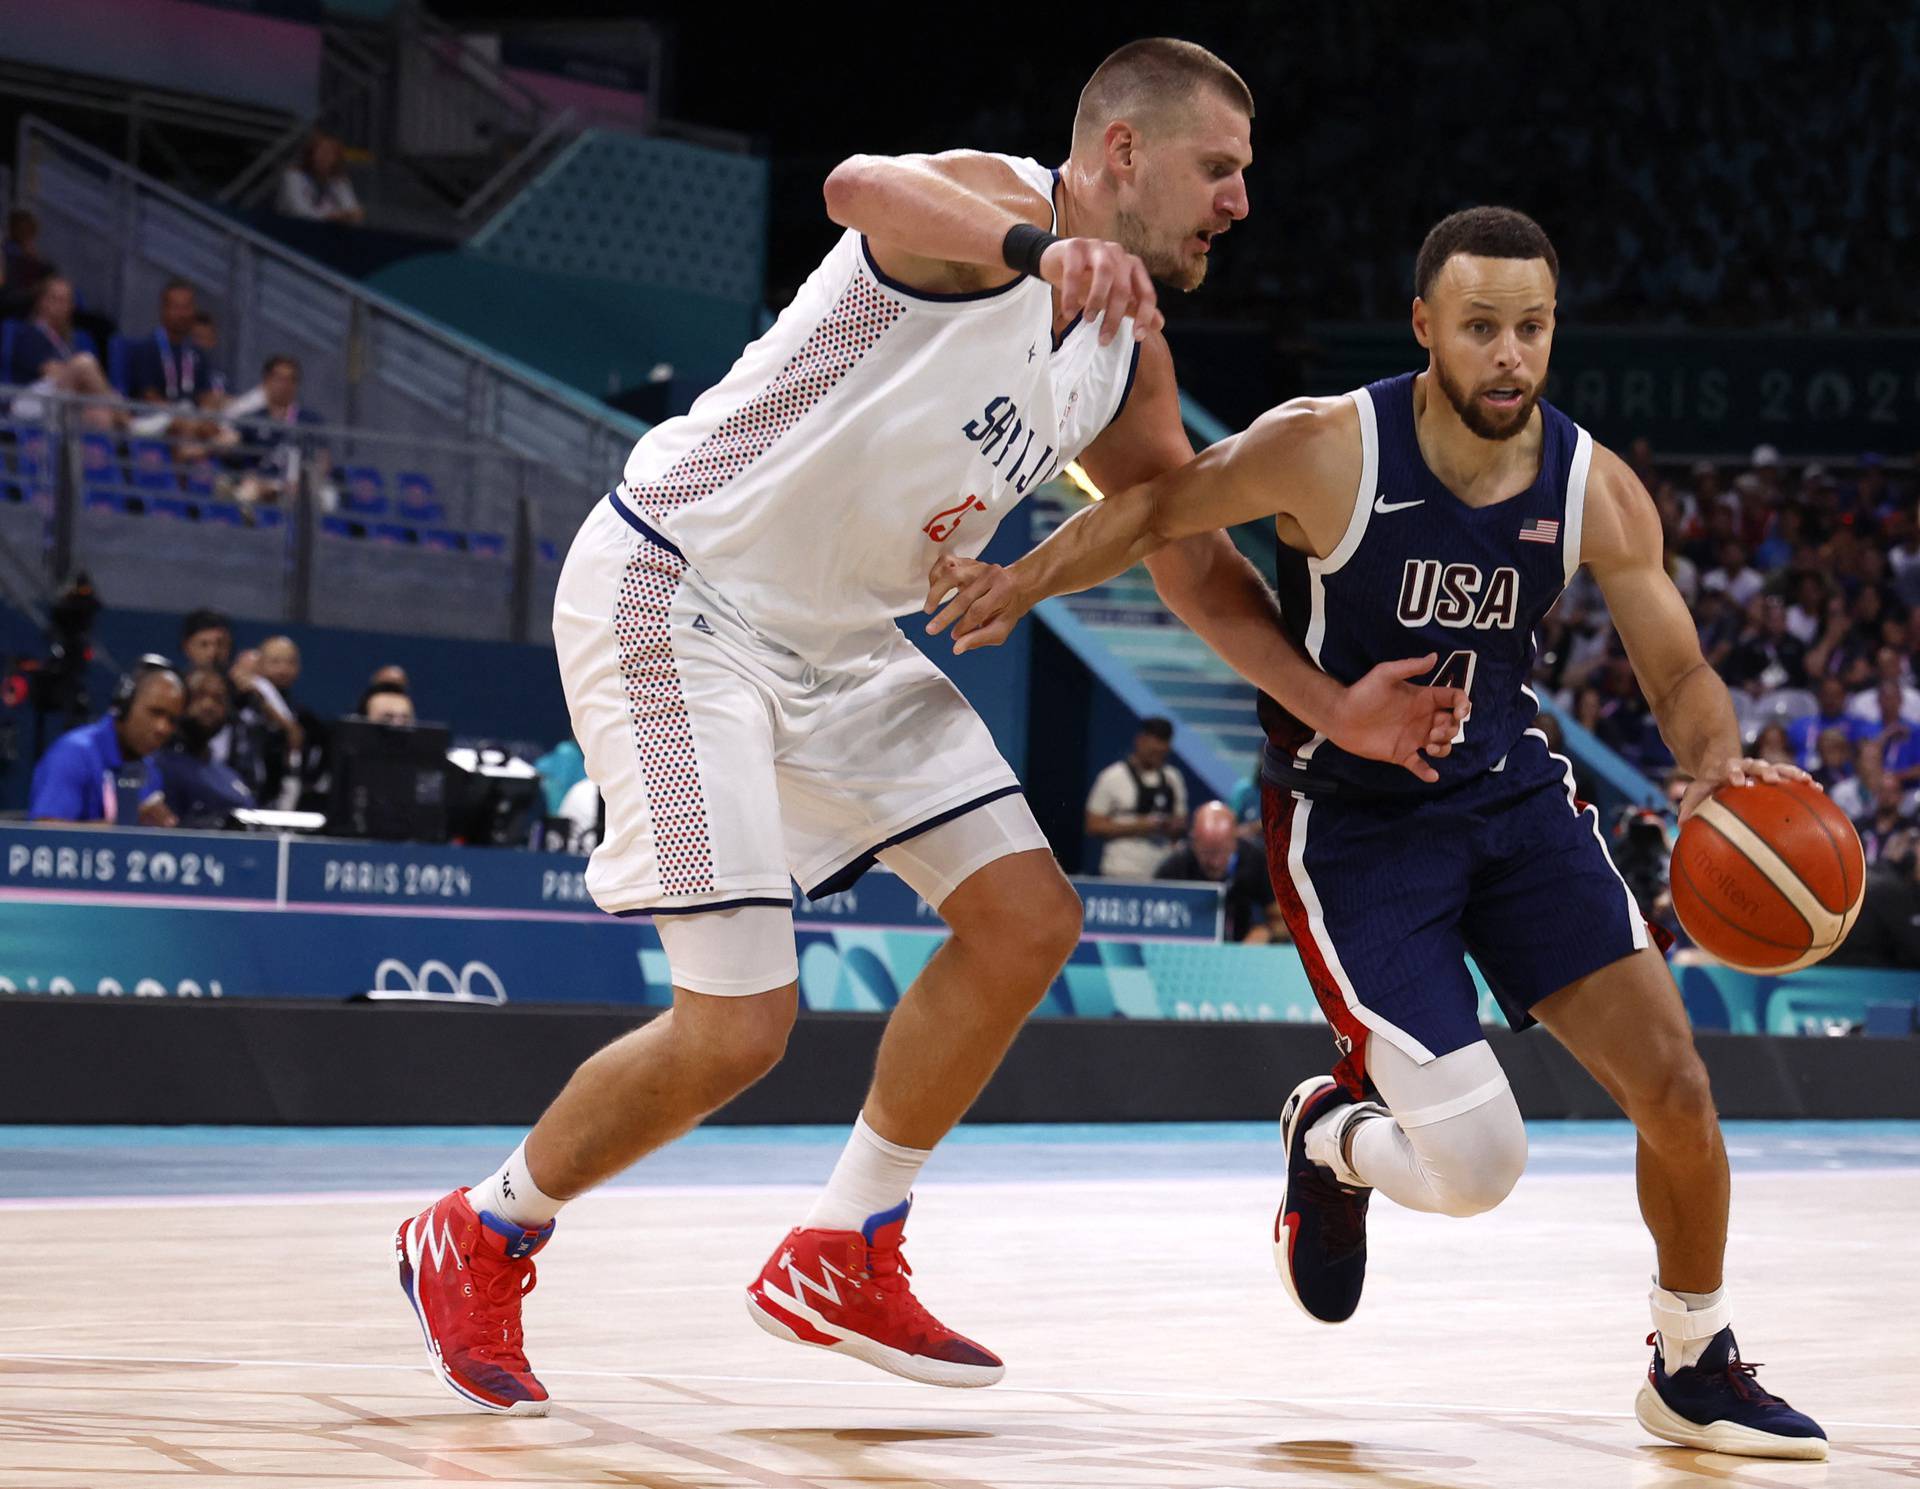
left=616, top=154, right=1142, bottom=674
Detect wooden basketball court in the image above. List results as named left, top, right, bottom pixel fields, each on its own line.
left=3, top=1124, right=1915, bottom=1486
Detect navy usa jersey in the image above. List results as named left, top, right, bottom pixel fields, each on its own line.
left=1259, top=371, right=1594, bottom=799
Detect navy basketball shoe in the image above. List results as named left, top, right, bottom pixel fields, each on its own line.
left=1272, top=1074, right=1376, bottom=1324
left=1635, top=1327, right=1827, bottom=1460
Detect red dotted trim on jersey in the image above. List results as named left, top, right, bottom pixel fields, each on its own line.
left=612, top=536, right=713, bottom=897
left=627, top=274, right=904, bottom=519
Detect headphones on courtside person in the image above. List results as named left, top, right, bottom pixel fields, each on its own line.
left=109, top=654, right=181, bottom=717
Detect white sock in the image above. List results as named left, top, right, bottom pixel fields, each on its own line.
left=803, top=1114, right=930, bottom=1232
left=1651, top=1279, right=1731, bottom=1370
left=472, top=1139, right=564, bottom=1230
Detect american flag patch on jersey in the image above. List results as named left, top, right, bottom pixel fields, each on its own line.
left=1518, top=517, right=1561, bottom=544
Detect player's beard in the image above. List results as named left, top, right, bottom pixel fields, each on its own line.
left=1434, top=355, right=1537, bottom=441
left=1115, top=207, right=1206, bottom=292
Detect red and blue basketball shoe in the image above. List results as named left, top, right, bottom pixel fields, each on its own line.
left=1635, top=1327, right=1828, bottom=1460
left=745, top=1198, right=1004, bottom=1387
left=395, top=1188, right=555, bottom=1415
left=1273, top=1074, right=1375, bottom=1324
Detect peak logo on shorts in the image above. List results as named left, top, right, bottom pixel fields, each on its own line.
left=1397, top=560, right=1520, bottom=631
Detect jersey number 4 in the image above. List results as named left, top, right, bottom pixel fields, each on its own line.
left=1426, top=649, right=1477, bottom=744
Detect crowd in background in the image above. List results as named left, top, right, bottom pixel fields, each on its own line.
left=942, top=5, right=1920, bottom=329
left=3, top=216, right=330, bottom=512
left=26, top=607, right=419, bottom=831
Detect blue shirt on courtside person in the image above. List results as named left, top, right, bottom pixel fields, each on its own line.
left=29, top=716, right=162, bottom=823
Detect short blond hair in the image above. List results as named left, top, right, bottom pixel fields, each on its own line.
left=1072, top=38, right=1254, bottom=150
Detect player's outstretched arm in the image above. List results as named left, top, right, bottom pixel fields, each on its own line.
left=1583, top=446, right=1809, bottom=818
left=927, top=367, right=1468, bottom=779
left=828, top=151, right=1161, bottom=338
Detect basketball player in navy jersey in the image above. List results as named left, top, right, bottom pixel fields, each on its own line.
left=927, top=207, right=1827, bottom=1458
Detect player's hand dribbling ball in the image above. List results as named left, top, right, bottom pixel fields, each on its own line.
left=1671, top=774, right=1865, bottom=973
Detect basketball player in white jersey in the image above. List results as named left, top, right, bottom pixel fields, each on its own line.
left=395, top=39, right=1468, bottom=1412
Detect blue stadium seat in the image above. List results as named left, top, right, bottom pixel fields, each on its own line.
left=423, top=528, right=466, bottom=552
left=395, top=471, right=444, bottom=524
left=253, top=505, right=285, bottom=529
left=340, top=466, right=389, bottom=516
left=181, top=458, right=215, bottom=498
left=470, top=532, right=507, bottom=558
left=79, top=433, right=122, bottom=499
left=151, top=496, right=194, bottom=521
left=321, top=514, right=365, bottom=539
left=127, top=438, right=178, bottom=493
left=106, top=335, right=132, bottom=395
left=203, top=502, right=245, bottom=526
left=373, top=522, right=420, bottom=545
left=537, top=539, right=559, bottom=563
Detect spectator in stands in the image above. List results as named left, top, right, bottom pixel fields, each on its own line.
left=179, top=608, right=233, bottom=673
left=358, top=681, right=416, bottom=727
left=278, top=131, right=365, bottom=226
left=1855, top=775, right=1918, bottom=867
left=127, top=281, right=217, bottom=407
left=1, top=209, right=54, bottom=319
left=369, top=664, right=411, bottom=694
left=1849, top=653, right=1920, bottom=728
left=1883, top=715, right=1920, bottom=791
left=1691, top=585, right=1743, bottom=673
left=224, top=356, right=327, bottom=508
left=1786, top=677, right=1872, bottom=768
left=188, top=311, right=228, bottom=408
left=177, top=610, right=267, bottom=793
left=1085, top=717, right=1187, bottom=878
left=257, top=635, right=328, bottom=810
left=1154, top=799, right=1283, bottom=943
left=1578, top=654, right=1661, bottom=767
left=1811, top=726, right=1869, bottom=818
left=1701, top=540, right=1765, bottom=608
left=155, top=668, right=257, bottom=828
left=1783, top=572, right=1828, bottom=646
left=1753, top=721, right=1795, bottom=767
left=229, top=645, right=303, bottom=804
left=1829, top=829, right=1920, bottom=970
left=28, top=659, right=182, bottom=826
left=8, top=276, right=96, bottom=384
left=1725, top=595, right=1809, bottom=695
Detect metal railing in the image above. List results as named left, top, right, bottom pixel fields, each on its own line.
left=1, top=387, right=603, bottom=644
left=14, top=118, right=646, bottom=485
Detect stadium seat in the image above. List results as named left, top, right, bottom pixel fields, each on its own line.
left=106, top=334, right=132, bottom=395
left=470, top=532, right=507, bottom=558
left=373, top=522, right=421, bottom=545
left=127, top=438, right=178, bottom=493
left=340, top=466, right=389, bottom=516
left=396, top=472, right=445, bottom=524
left=537, top=539, right=559, bottom=563
left=423, top=528, right=466, bottom=552
left=1762, top=689, right=1820, bottom=727
left=320, top=514, right=364, bottom=539
left=79, top=432, right=122, bottom=499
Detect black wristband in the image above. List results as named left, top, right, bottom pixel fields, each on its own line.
left=1002, top=222, right=1059, bottom=278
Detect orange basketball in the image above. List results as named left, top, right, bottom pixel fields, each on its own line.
left=1670, top=778, right=1866, bottom=973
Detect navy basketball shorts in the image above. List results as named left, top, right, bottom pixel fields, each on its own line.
left=1261, top=729, right=1650, bottom=1093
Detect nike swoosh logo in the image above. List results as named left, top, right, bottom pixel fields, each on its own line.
left=1373, top=495, right=1424, bottom=514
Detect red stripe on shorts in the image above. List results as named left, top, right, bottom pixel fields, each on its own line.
left=1262, top=782, right=1372, bottom=1096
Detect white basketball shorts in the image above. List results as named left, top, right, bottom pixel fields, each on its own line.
left=553, top=494, right=1045, bottom=927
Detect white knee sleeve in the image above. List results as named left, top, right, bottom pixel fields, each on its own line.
left=1334, top=1039, right=1527, bottom=1218
left=653, top=903, right=798, bottom=996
